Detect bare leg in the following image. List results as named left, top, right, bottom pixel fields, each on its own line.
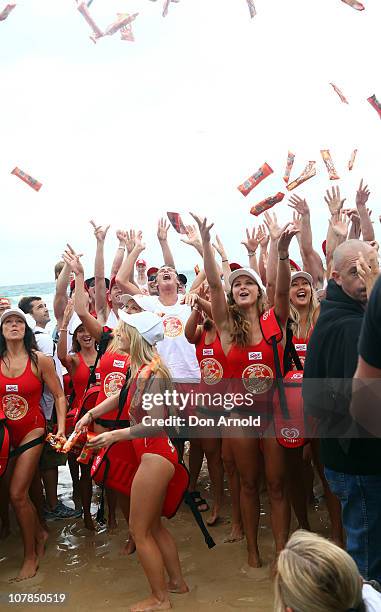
left=202, top=438, right=224, bottom=526
left=129, top=454, right=180, bottom=611
left=9, top=430, right=45, bottom=581
left=230, top=437, right=261, bottom=567
left=285, top=447, right=311, bottom=530
left=222, top=438, right=243, bottom=542
left=263, top=438, right=290, bottom=574
left=68, top=453, right=81, bottom=510
left=0, top=464, right=11, bottom=539
left=41, top=467, right=58, bottom=510
left=118, top=493, right=135, bottom=555
left=79, top=464, right=94, bottom=530
left=151, top=517, right=188, bottom=594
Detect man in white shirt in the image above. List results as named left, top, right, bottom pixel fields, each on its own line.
left=18, top=297, right=79, bottom=520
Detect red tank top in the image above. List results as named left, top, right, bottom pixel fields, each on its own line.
left=292, top=329, right=312, bottom=368
left=195, top=329, right=231, bottom=384
left=71, top=352, right=100, bottom=410
left=96, top=350, right=131, bottom=419
left=0, top=358, right=44, bottom=445
left=227, top=317, right=284, bottom=409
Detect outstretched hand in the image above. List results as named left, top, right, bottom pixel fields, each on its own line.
left=277, top=223, right=300, bottom=255
left=324, top=186, right=346, bottom=216
left=62, top=244, right=84, bottom=276
left=190, top=213, right=214, bottom=243
left=288, top=194, right=310, bottom=216
left=157, top=218, right=170, bottom=242
left=90, top=220, right=110, bottom=242
left=356, top=179, right=370, bottom=210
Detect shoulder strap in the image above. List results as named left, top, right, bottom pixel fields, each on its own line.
left=260, top=308, right=283, bottom=345
left=115, top=367, right=131, bottom=422
left=86, top=330, right=112, bottom=390
left=283, top=322, right=303, bottom=373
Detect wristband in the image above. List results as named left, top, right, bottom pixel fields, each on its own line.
left=118, top=246, right=125, bottom=250
left=60, top=328, right=68, bottom=332
left=221, top=259, right=228, bottom=263
left=88, top=411, right=94, bottom=423
left=248, top=251, right=256, bottom=257
left=279, top=255, right=289, bottom=261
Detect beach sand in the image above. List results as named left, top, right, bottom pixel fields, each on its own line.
left=0, top=459, right=332, bottom=612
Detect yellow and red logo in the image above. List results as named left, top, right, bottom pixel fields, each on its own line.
left=163, top=316, right=183, bottom=338
left=2, top=394, right=28, bottom=420
left=242, top=364, right=274, bottom=394
left=200, top=358, right=223, bottom=385
left=104, top=372, right=126, bottom=397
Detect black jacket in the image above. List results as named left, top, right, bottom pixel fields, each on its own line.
left=303, top=279, right=381, bottom=474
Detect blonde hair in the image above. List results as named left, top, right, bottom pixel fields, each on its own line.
left=274, top=530, right=365, bottom=612
left=106, top=327, right=128, bottom=355
left=289, top=287, right=319, bottom=339
left=227, top=288, right=267, bottom=347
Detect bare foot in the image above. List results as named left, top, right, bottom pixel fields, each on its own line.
left=10, top=557, right=39, bottom=582
left=120, top=539, right=136, bottom=555
left=0, top=523, right=10, bottom=540
left=167, top=580, right=189, bottom=594
left=248, top=551, right=262, bottom=568
left=224, top=523, right=244, bottom=543
left=206, top=507, right=221, bottom=526
left=129, top=595, right=172, bottom=611
left=270, top=554, right=280, bottom=579
left=36, top=530, right=49, bottom=559
left=107, top=516, right=117, bottom=530
left=84, top=514, right=96, bottom=531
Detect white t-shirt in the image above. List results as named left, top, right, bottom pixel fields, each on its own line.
left=34, top=326, right=63, bottom=420
left=363, top=583, right=381, bottom=611
left=105, top=309, right=118, bottom=330
left=143, top=296, right=200, bottom=382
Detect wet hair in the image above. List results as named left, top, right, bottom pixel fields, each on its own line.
left=227, top=284, right=267, bottom=347
left=18, top=296, right=42, bottom=315
left=0, top=319, right=38, bottom=368
left=54, top=261, right=65, bottom=280
left=274, top=530, right=365, bottom=612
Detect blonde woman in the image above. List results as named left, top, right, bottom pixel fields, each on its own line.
left=274, top=530, right=381, bottom=612
left=77, top=311, right=188, bottom=612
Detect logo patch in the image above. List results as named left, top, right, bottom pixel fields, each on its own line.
left=242, top=364, right=274, bottom=394
left=104, top=372, right=126, bottom=397
left=163, top=316, right=183, bottom=338
left=248, top=352, right=262, bottom=361
left=2, top=395, right=28, bottom=420
left=294, top=344, right=307, bottom=352
left=6, top=385, right=18, bottom=392
left=200, top=358, right=223, bottom=385
left=203, top=348, right=214, bottom=356
left=113, top=359, right=126, bottom=369
left=280, top=427, right=300, bottom=440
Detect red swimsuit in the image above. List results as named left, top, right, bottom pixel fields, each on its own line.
left=0, top=358, right=45, bottom=448
left=95, top=350, right=130, bottom=423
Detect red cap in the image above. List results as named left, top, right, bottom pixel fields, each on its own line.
left=229, top=262, right=242, bottom=271
left=289, top=259, right=301, bottom=272
left=147, top=266, right=159, bottom=278
left=136, top=259, right=147, bottom=268
left=70, top=279, right=89, bottom=295
left=109, top=276, right=117, bottom=292
left=322, top=240, right=327, bottom=257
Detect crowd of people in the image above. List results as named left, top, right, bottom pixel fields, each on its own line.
left=1, top=182, right=381, bottom=611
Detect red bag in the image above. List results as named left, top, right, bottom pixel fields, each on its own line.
left=91, top=440, right=138, bottom=496
left=0, top=408, right=10, bottom=477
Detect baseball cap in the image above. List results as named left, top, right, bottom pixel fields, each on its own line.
left=291, top=271, right=313, bottom=286
left=120, top=294, right=156, bottom=312
left=68, top=313, right=83, bottom=335
left=85, top=277, right=110, bottom=290
left=0, top=297, right=11, bottom=309
left=178, top=273, right=187, bottom=286
left=147, top=266, right=159, bottom=279
left=70, top=279, right=90, bottom=296
left=136, top=259, right=147, bottom=268
left=228, top=267, right=266, bottom=295
left=0, top=308, right=35, bottom=330
left=118, top=310, right=164, bottom=346
left=229, top=262, right=242, bottom=272
left=289, top=259, right=301, bottom=272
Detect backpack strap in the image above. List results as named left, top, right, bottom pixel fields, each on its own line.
left=86, top=330, right=112, bottom=389
left=259, top=309, right=289, bottom=420
left=283, top=322, right=303, bottom=373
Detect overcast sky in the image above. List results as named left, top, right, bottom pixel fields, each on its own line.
left=1, top=0, right=381, bottom=285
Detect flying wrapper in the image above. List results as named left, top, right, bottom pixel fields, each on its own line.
left=167, top=212, right=187, bottom=234
left=367, top=94, right=381, bottom=119
left=238, top=163, right=273, bottom=197
left=341, top=0, right=365, bottom=10
left=348, top=149, right=358, bottom=171
left=11, top=167, right=42, bottom=192
left=283, top=151, right=295, bottom=185
left=246, top=0, right=256, bottom=18
left=250, top=192, right=285, bottom=217
left=286, top=162, right=316, bottom=192
left=329, top=82, right=349, bottom=104
left=77, top=1, right=104, bottom=43
left=321, top=150, right=340, bottom=180
left=0, top=3, right=16, bottom=21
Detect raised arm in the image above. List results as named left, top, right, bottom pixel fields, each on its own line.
left=274, top=224, right=300, bottom=327
left=157, top=218, right=175, bottom=269
left=324, top=186, right=347, bottom=279
left=263, top=211, right=283, bottom=308
left=212, top=234, right=231, bottom=292
left=347, top=209, right=361, bottom=240
left=356, top=179, right=374, bottom=242
left=53, top=261, right=71, bottom=327
left=191, top=213, right=230, bottom=337
left=180, top=224, right=204, bottom=258
left=90, top=220, right=110, bottom=324
left=257, top=224, right=269, bottom=286
left=111, top=229, right=127, bottom=278
left=115, top=231, right=145, bottom=295
left=184, top=297, right=203, bottom=345
left=57, top=300, right=76, bottom=370
left=288, top=195, right=324, bottom=288
left=241, top=227, right=261, bottom=276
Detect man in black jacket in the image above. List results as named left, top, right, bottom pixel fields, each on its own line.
left=303, top=239, right=381, bottom=583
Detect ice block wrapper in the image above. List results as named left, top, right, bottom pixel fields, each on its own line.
left=46, top=433, right=65, bottom=452
left=238, top=162, right=273, bottom=197
left=250, top=192, right=285, bottom=217
left=11, top=167, right=42, bottom=192
left=329, top=82, right=349, bottom=104
left=0, top=3, right=16, bottom=21
left=286, top=161, right=316, bottom=192
left=246, top=0, right=257, bottom=18
left=321, top=150, right=340, bottom=180
left=283, top=151, right=295, bottom=185
left=367, top=94, right=381, bottom=119
left=62, top=429, right=87, bottom=454
left=105, top=12, right=138, bottom=37
left=167, top=212, right=187, bottom=234
left=348, top=149, right=358, bottom=171
left=77, top=432, right=96, bottom=464
left=77, top=2, right=104, bottom=43
left=341, top=0, right=365, bottom=10
left=87, top=0, right=94, bottom=6
left=120, top=23, right=135, bottom=42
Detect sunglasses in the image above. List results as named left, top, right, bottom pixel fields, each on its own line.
left=148, top=275, right=157, bottom=282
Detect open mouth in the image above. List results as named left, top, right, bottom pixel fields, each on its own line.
left=296, top=291, right=306, bottom=298
left=162, top=273, right=171, bottom=280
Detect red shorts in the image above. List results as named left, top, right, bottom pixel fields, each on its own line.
left=7, top=411, right=46, bottom=448
left=132, top=436, right=178, bottom=466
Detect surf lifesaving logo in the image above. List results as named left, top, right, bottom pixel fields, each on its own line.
left=104, top=372, right=126, bottom=397
left=242, top=364, right=273, bottom=394
left=200, top=358, right=223, bottom=385
left=2, top=394, right=28, bottom=420
left=163, top=316, right=183, bottom=338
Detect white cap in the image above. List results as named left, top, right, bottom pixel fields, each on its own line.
left=120, top=294, right=156, bottom=312
left=68, top=313, right=83, bottom=335
left=291, top=271, right=313, bottom=286
left=228, top=267, right=266, bottom=295
left=0, top=308, right=35, bottom=330
left=118, top=310, right=164, bottom=346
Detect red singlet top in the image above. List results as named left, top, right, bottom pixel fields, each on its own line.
left=96, top=350, right=131, bottom=420
left=195, top=329, right=231, bottom=385
left=292, top=329, right=312, bottom=368
left=0, top=357, right=45, bottom=448
left=71, top=352, right=100, bottom=410
left=227, top=315, right=284, bottom=411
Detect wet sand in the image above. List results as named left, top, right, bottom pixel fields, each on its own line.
left=0, top=461, right=332, bottom=612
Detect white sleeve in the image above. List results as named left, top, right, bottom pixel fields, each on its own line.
left=35, top=334, right=54, bottom=357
